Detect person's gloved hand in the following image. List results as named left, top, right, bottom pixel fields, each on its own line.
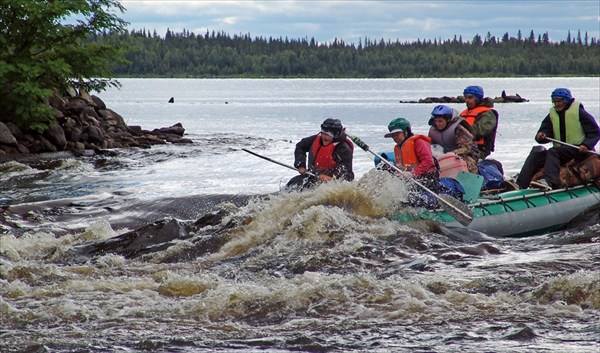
left=319, top=174, right=332, bottom=182
left=536, top=132, right=548, bottom=143
left=393, top=170, right=412, bottom=179
left=377, top=162, right=393, bottom=172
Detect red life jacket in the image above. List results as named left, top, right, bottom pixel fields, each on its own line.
left=310, top=135, right=354, bottom=171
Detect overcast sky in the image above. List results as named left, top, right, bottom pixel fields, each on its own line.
left=118, top=0, right=600, bottom=44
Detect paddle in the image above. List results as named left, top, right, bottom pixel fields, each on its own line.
left=349, top=135, right=474, bottom=226
left=241, top=148, right=317, bottom=177
left=545, top=137, right=600, bottom=156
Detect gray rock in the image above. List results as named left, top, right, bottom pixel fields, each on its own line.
left=1, top=90, right=189, bottom=156
left=4, top=122, right=23, bottom=139
left=91, top=95, right=106, bottom=110
left=0, top=122, right=17, bottom=145
left=44, top=124, right=67, bottom=150
left=64, top=97, right=89, bottom=114
left=85, top=125, right=104, bottom=143
left=79, top=89, right=95, bottom=105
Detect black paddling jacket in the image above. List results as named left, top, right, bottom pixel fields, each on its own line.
left=293, top=133, right=355, bottom=181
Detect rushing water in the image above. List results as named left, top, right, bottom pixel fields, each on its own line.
left=1, top=78, right=599, bottom=352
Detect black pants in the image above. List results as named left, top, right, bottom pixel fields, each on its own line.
left=517, top=145, right=588, bottom=189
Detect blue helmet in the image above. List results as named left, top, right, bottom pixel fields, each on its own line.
left=551, top=88, right=573, bottom=101
left=431, top=105, right=453, bottom=118
left=463, top=85, right=484, bottom=100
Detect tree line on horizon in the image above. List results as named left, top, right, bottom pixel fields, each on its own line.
left=98, top=28, right=600, bottom=78
left=2, top=0, right=598, bottom=134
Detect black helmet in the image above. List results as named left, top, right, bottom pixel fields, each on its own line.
left=321, top=118, right=343, bottom=135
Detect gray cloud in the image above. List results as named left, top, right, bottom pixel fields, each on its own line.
left=120, top=0, right=600, bottom=43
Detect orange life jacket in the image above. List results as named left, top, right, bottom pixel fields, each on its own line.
left=460, top=105, right=491, bottom=146
left=393, top=134, right=432, bottom=169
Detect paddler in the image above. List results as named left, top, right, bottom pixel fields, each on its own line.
left=460, top=85, right=499, bottom=160
left=286, top=118, right=354, bottom=190
left=516, top=88, right=600, bottom=190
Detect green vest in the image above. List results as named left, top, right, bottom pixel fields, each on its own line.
left=549, top=101, right=585, bottom=147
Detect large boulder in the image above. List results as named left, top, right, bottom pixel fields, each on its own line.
left=98, top=109, right=126, bottom=127
left=48, top=92, right=66, bottom=110
left=85, top=125, right=105, bottom=144
left=91, top=95, right=107, bottom=110
left=79, top=89, right=95, bottom=106
left=43, top=124, right=67, bottom=150
left=153, top=123, right=185, bottom=136
left=493, top=90, right=529, bottom=103
left=0, top=122, right=17, bottom=145
left=64, top=97, right=89, bottom=115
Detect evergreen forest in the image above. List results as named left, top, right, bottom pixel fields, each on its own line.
left=97, top=28, right=600, bottom=78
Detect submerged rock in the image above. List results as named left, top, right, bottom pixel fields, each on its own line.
left=60, top=206, right=246, bottom=264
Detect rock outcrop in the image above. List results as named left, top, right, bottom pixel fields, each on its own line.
left=497, top=90, right=529, bottom=103
left=399, top=91, right=529, bottom=104
left=0, top=89, right=193, bottom=159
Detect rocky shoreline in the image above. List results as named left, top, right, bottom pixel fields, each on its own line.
left=0, top=89, right=192, bottom=161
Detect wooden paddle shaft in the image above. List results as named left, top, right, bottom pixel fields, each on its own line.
left=242, top=148, right=317, bottom=177
left=545, top=137, right=600, bottom=156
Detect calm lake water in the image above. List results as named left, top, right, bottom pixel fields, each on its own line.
left=1, top=78, right=599, bottom=352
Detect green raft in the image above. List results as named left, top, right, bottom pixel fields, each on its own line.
left=392, top=182, right=600, bottom=237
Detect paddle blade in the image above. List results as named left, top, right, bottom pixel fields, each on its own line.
left=456, top=171, right=484, bottom=203
left=438, top=194, right=474, bottom=226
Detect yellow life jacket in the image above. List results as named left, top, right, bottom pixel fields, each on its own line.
left=549, top=101, right=585, bottom=147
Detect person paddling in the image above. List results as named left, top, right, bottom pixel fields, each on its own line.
left=516, top=88, right=599, bottom=190
left=383, top=117, right=444, bottom=208
left=286, top=118, right=354, bottom=190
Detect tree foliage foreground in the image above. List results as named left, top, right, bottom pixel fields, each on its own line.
left=0, top=0, right=128, bottom=132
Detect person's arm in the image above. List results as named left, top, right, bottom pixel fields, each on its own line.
left=453, top=123, right=476, bottom=156
left=293, top=135, right=316, bottom=170
left=412, top=139, right=436, bottom=176
left=471, top=110, right=497, bottom=140
left=332, top=141, right=354, bottom=181
left=579, top=104, right=600, bottom=151
left=535, top=115, right=554, bottom=143
left=458, top=119, right=475, bottom=134
left=454, top=119, right=479, bottom=159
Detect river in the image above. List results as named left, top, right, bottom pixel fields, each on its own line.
left=1, top=78, right=599, bottom=352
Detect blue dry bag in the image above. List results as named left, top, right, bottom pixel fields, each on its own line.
left=438, top=177, right=465, bottom=200
left=477, top=160, right=504, bottom=190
